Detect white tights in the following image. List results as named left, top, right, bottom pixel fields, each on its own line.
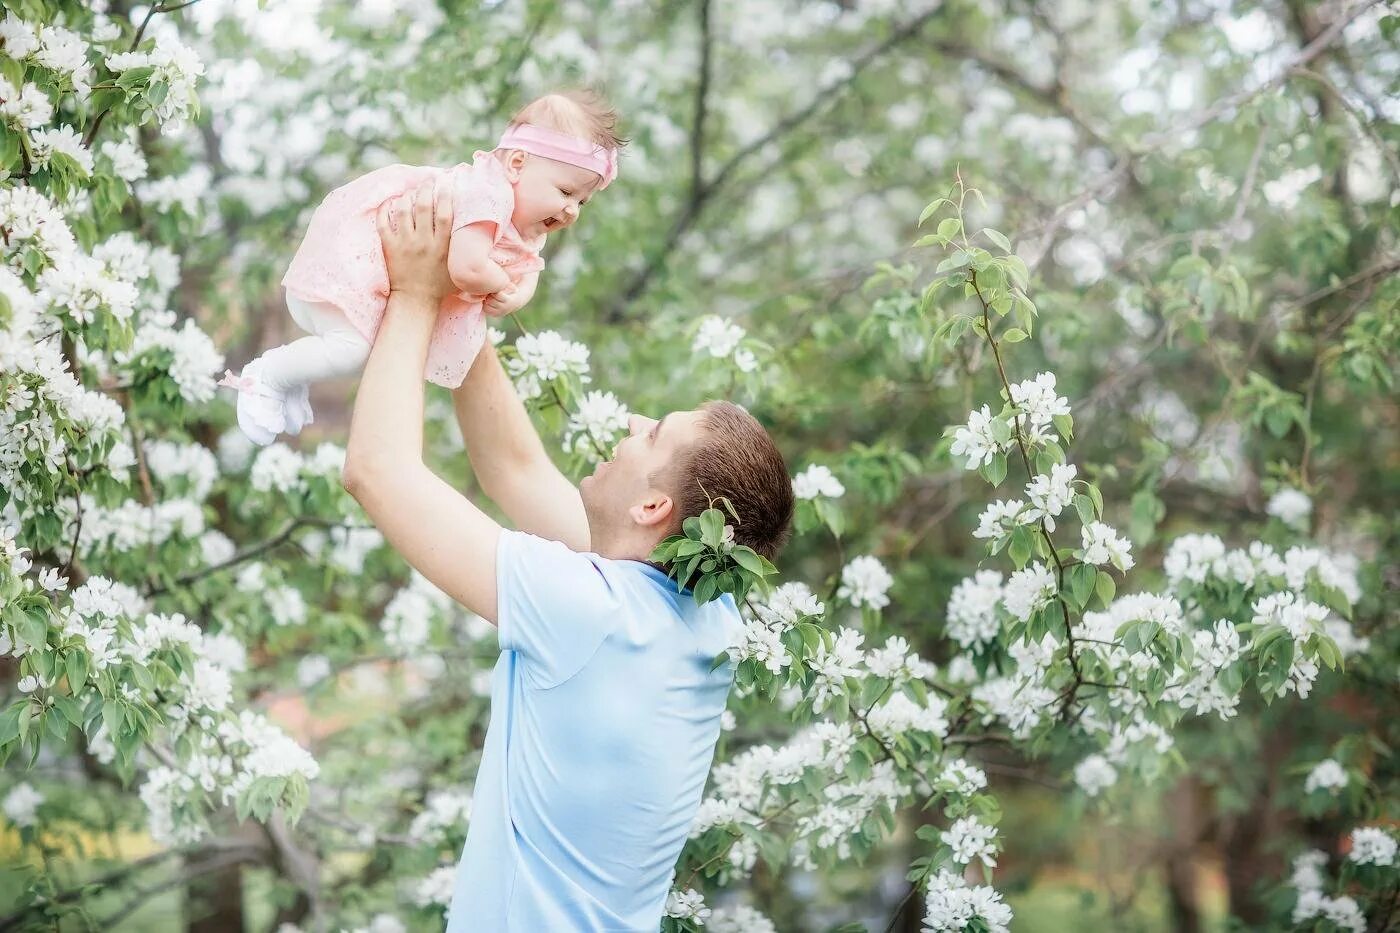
left=256, top=296, right=372, bottom=393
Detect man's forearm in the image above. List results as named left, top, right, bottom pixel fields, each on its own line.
left=452, top=341, right=551, bottom=490
left=345, top=291, right=437, bottom=474
left=451, top=341, right=590, bottom=550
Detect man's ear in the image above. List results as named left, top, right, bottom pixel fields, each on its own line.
left=628, top=491, right=674, bottom=530
left=504, top=150, right=528, bottom=182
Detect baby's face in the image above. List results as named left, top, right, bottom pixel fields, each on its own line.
left=510, top=155, right=603, bottom=239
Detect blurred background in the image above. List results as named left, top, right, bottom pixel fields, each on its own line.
left=1, top=0, right=1396, bottom=930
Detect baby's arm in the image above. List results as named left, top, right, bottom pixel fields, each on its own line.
left=482, top=271, right=539, bottom=318
left=446, top=224, right=512, bottom=297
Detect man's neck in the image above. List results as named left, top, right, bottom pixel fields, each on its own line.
left=590, top=529, right=663, bottom=564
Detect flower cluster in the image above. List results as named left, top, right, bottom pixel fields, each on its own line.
left=792, top=464, right=845, bottom=500
left=922, top=868, right=1014, bottom=933
left=505, top=330, right=591, bottom=400
left=837, top=554, right=894, bottom=610
left=692, top=314, right=758, bottom=373
left=562, top=390, right=629, bottom=462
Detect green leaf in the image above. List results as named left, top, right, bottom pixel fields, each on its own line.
left=937, top=217, right=962, bottom=241
left=699, top=509, right=725, bottom=547
left=1074, top=494, right=1095, bottom=528
left=990, top=418, right=1012, bottom=445
left=983, top=228, right=1011, bottom=251
left=918, top=198, right=950, bottom=226
left=1008, top=527, right=1032, bottom=569
left=1094, top=570, right=1116, bottom=609
left=1002, top=327, right=1027, bottom=343
left=981, top=453, right=1007, bottom=487
left=16, top=607, right=47, bottom=652
left=0, top=704, right=24, bottom=747
left=731, top=548, right=764, bottom=575
left=1069, top=563, right=1096, bottom=608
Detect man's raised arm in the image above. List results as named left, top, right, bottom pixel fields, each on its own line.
left=452, top=342, right=591, bottom=551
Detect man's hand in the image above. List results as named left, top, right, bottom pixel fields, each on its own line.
left=482, top=283, right=523, bottom=318
left=377, top=179, right=457, bottom=302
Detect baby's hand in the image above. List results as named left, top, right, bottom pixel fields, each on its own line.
left=482, top=283, right=524, bottom=318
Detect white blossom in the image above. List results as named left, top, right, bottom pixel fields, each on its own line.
left=1080, top=521, right=1134, bottom=570
left=1024, top=463, right=1077, bottom=531
left=1303, top=759, right=1348, bottom=795
left=1266, top=487, right=1312, bottom=529
left=36, top=25, right=91, bottom=83
left=0, top=79, right=53, bottom=130
left=1007, top=371, right=1071, bottom=432
left=2, top=783, right=44, bottom=827
left=1289, top=849, right=1328, bottom=892
left=708, top=905, right=776, bottom=933
left=102, top=135, right=150, bottom=182
left=408, top=788, right=473, bottom=844
left=867, top=692, right=949, bottom=740
left=951, top=404, right=1006, bottom=469
left=1002, top=563, right=1056, bottom=621
left=837, top=555, right=893, bottom=610
left=973, top=499, right=1029, bottom=541
left=923, top=869, right=1013, bottom=933
left=664, top=888, right=711, bottom=924
left=1348, top=827, right=1397, bottom=867
left=296, top=654, right=332, bottom=688
left=792, top=464, right=845, bottom=500
left=938, top=758, right=988, bottom=796
left=807, top=627, right=864, bottom=712
left=1074, top=754, right=1117, bottom=796
left=1163, top=533, right=1227, bottom=585
left=31, top=125, right=94, bottom=175
left=946, top=570, right=1004, bottom=649
left=413, top=866, right=456, bottom=907
left=506, top=330, right=590, bottom=398
left=563, top=391, right=629, bottom=461
left=692, top=315, right=744, bottom=357
left=250, top=444, right=306, bottom=494
left=941, top=816, right=1000, bottom=867
left=0, top=13, right=39, bottom=60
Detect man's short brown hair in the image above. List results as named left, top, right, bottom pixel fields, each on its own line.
left=510, top=88, right=629, bottom=151
left=662, top=402, right=794, bottom=562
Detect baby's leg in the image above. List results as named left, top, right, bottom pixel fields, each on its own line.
left=256, top=298, right=371, bottom=393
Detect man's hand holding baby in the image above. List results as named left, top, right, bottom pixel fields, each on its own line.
left=377, top=179, right=457, bottom=303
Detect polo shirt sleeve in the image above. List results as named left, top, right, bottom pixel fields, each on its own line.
left=495, top=530, right=619, bottom=689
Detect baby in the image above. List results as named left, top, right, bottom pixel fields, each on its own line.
left=221, top=89, right=624, bottom=445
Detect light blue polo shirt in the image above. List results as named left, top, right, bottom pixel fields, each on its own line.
left=446, top=530, right=742, bottom=932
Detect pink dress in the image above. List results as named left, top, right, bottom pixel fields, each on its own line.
left=281, top=151, right=546, bottom=388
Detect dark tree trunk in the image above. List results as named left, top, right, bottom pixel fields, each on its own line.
left=185, top=856, right=245, bottom=932
left=1164, top=778, right=1203, bottom=933
left=1220, top=728, right=1293, bottom=924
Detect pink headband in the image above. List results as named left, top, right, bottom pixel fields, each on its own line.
left=497, top=123, right=618, bottom=190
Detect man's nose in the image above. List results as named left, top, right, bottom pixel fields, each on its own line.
left=628, top=414, right=655, bottom=435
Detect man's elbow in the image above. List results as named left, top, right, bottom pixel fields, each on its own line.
left=340, top=451, right=385, bottom=500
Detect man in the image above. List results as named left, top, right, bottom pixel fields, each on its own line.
left=340, top=180, right=794, bottom=931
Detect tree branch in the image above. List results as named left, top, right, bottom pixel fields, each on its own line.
left=603, top=3, right=949, bottom=322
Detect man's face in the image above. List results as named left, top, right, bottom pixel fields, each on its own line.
left=580, top=408, right=708, bottom=538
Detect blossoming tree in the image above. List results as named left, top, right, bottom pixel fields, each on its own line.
left=1, top=1, right=1396, bottom=932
